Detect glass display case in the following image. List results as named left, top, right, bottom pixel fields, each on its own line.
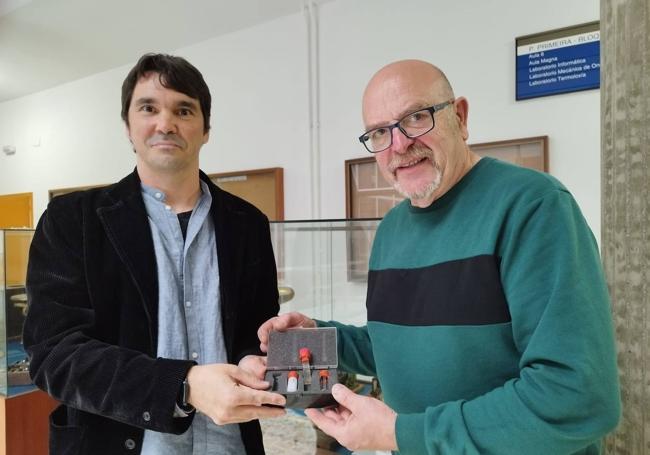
left=0, top=229, right=36, bottom=397
left=270, top=219, right=380, bottom=325
left=266, top=219, right=385, bottom=454
left=0, top=221, right=384, bottom=452
left=0, top=219, right=381, bottom=398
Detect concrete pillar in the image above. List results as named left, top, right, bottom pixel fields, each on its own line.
left=601, top=0, right=650, bottom=453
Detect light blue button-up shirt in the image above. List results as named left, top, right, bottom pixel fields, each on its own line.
left=140, top=181, right=246, bottom=455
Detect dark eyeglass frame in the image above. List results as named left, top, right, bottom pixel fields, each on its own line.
left=358, top=99, right=454, bottom=153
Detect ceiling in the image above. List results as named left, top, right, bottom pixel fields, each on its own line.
left=0, top=0, right=328, bottom=103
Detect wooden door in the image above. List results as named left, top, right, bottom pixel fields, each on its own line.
left=0, top=193, right=33, bottom=229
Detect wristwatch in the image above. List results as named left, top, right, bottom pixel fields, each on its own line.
left=178, top=378, right=195, bottom=414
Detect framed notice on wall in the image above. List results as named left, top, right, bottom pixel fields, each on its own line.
left=471, top=136, right=548, bottom=172
left=516, top=21, right=600, bottom=100
left=345, top=136, right=548, bottom=219
left=208, top=167, right=284, bottom=221
left=345, top=157, right=403, bottom=219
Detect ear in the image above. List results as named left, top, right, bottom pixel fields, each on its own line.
left=202, top=131, right=210, bottom=145
left=452, top=97, right=469, bottom=141
left=125, top=124, right=133, bottom=144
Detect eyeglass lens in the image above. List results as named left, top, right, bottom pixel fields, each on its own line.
left=363, top=108, right=434, bottom=153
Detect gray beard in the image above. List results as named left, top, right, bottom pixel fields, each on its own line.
left=393, top=167, right=442, bottom=202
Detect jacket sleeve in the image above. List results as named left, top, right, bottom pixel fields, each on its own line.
left=395, top=189, right=621, bottom=455
left=23, top=198, right=195, bottom=434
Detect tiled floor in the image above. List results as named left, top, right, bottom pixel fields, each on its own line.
left=259, top=411, right=387, bottom=455
left=260, top=414, right=317, bottom=454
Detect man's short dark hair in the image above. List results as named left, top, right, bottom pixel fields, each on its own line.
left=121, top=53, right=211, bottom=133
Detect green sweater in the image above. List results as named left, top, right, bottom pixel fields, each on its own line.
left=323, top=158, right=620, bottom=455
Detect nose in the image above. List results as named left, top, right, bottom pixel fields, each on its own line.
left=156, top=110, right=177, bottom=135
left=390, top=126, right=414, bottom=154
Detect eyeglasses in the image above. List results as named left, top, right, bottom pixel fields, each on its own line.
left=358, top=100, right=454, bottom=153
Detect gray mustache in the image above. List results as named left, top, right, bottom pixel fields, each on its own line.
left=388, top=146, right=433, bottom=172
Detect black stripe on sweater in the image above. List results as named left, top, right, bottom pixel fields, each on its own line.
left=367, top=255, right=511, bottom=326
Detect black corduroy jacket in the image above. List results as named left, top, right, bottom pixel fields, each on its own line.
left=23, top=170, right=279, bottom=454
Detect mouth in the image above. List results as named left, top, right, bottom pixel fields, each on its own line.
left=147, top=134, right=185, bottom=149
left=150, top=141, right=181, bottom=148
left=392, top=156, right=428, bottom=176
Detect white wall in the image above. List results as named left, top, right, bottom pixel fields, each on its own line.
left=0, top=12, right=310, bottom=221
left=318, top=0, right=601, bottom=241
left=0, top=0, right=601, bottom=239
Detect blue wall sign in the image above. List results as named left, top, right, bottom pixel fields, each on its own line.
left=516, top=22, right=600, bottom=100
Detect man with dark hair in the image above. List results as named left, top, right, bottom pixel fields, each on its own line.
left=24, top=53, right=285, bottom=455
left=259, top=59, right=621, bottom=455
left=121, top=53, right=212, bottom=134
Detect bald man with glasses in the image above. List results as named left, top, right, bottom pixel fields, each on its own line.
left=259, top=59, right=621, bottom=455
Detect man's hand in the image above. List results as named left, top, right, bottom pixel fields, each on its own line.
left=304, top=383, right=398, bottom=452
left=186, top=364, right=286, bottom=425
left=238, top=355, right=267, bottom=380
left=257, top=312, right=316, bottom=353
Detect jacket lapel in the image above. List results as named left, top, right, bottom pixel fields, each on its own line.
left=96, top=171, right=159, bottom=347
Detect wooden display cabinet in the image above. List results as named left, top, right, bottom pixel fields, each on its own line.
left=1, top=229, right=58, bottom=454
left=0, top=391, right=58, bottom=455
